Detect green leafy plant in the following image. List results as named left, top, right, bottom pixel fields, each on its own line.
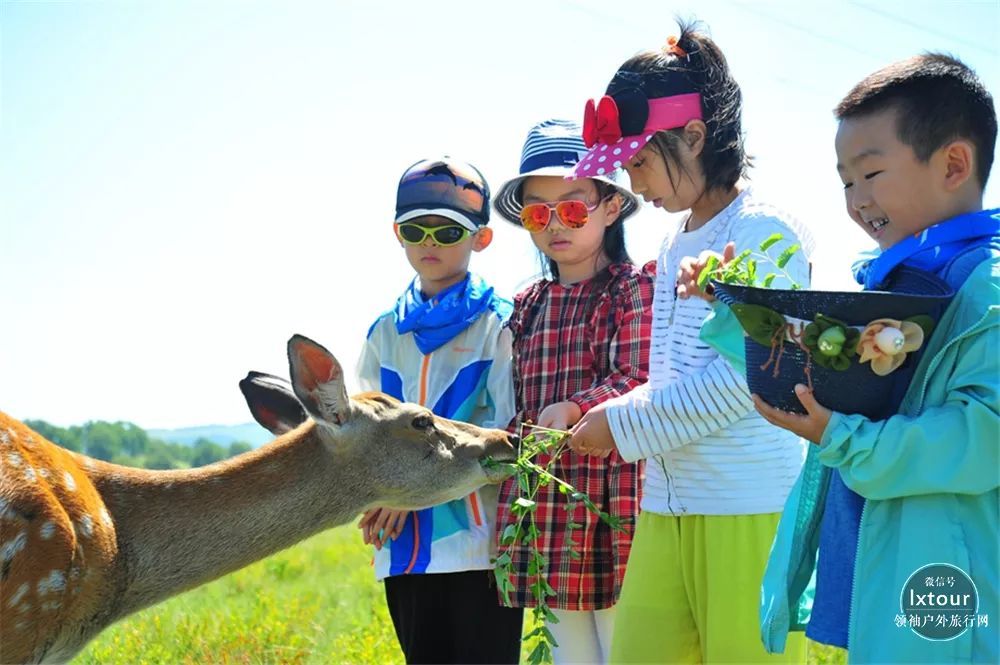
left=484, top=425, right=624, bottom=665
left=697, top=232, right=802, bottom=290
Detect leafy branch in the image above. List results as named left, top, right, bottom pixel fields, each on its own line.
left=696, top=232, right=802, bottom=290
left=484, top=425, right=624, bottom=664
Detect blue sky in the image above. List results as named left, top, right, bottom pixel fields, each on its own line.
left=1, top=0, right=997, bottom=429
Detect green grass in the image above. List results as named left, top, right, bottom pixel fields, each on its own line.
left=73, top=524, right=846, bottom=664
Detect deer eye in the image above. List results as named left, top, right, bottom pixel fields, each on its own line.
left=411, top=414, right=435, bottom=431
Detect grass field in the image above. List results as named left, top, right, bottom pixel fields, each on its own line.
left=72, top=525, right=846, bottom=664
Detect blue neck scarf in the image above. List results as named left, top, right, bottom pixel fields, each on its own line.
left=394, top=273, right=498, bottom=354
left=854, top=208, right=1000, bottom=290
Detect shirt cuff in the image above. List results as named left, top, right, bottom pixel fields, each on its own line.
left=606, top=402, right=644, bottom=463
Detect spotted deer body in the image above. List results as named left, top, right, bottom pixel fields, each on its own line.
left=0, top=335, right=516, bottom=663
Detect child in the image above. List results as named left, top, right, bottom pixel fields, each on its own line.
left=492, top=118, right=653, bottom=664
left=567, top=23, right=812, bottom=663
left=356, top=157, right=524, bottom=664
left=742, top=54, right=997, bottom=663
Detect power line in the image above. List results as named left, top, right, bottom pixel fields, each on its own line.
left=849, top=1, right=998, bottom=56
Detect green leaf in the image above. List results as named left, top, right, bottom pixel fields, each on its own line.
left=730, top=304, right=787, bottom=347
left=514, top=497, right=536, bottom=510
left=494, top=552, right=512, bottom=567
left=697, top=254, right=720, bottom=287
left=904, top=314, right=936, bottom=338
left=746, top=259, right=757, bottom=283
left=759, top=233, right=783, bottom=252
left=500, top=524, right=518, bottom=546
left=762, top=273, right=777, bottom=288
left=776, top=244, right=800, bottom=269
left=830, top=354, right=851, bottom=371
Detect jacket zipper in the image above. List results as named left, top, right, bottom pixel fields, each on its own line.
left=403, top=353, right=433, bottom=575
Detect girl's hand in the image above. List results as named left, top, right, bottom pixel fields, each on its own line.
left=358, top=508, right=409, bottom=550
left=537, top=401, right=583, bottom=431
left=676, top=241, right=736, bottom=302
left=751, top=385, right=833, bottom=445
left=568, top=403, right=616, bottom=458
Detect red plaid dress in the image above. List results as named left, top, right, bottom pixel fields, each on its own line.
left=497, top=262, right=654, bottom=610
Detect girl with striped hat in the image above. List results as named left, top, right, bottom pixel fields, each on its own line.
left=493, top=118, right=653, bottom=665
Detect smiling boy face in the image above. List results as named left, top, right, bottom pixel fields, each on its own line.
left=835, top=108, right=948, bottom=250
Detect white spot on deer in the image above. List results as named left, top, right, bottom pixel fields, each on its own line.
left=0, top=497, right=10, bottom=520
left=99, top=507, right=113, bottom=527
left=38, top=467, right=50, bottom=479
left=8, top=452, right=23, bottom=467
left=24, top=466, right=37, bottom=483
left=41, top=600, right=61, bottom=612
left=84, top=457, right=97, bottom=472
left=78, top=515, right=94, bottom=538
left=15, top=620, right=28, bottom=631
left=17, top=601, right=32, bottom=614
left=63, top=471, right=77, bottom=491
left=5, top=427, right=16, bottom=440
left=1, top=531, right=27, bottom=563
left=7, top=582, right=29, bottom=608
left=40, top=521, right=57, bottom=540
left=0, top=430, right=8, bottom=445
left=37, top=570, right=67, bottom=596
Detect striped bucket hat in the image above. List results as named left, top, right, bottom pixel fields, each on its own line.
left=493, top=119, right=640, bottom=227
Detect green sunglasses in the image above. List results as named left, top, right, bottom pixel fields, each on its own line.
left=396, top=222, right=472, bottom=247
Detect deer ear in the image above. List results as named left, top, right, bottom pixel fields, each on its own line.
left=239, top=371, right=308, bottom=435
left=287, top=335, right=352, bottom=426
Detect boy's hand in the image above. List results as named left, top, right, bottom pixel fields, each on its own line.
left=676, top=241, right=737, bottom=302
left=752, top=385, right=832, bottom=445
left=568, top=403, right=616, bottom=458
left=537, top=401, right=583, bottom=431
left=358, top=508, right=409, bottom=550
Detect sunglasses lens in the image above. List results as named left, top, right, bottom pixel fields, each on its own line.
left=520, top=204, right=551, bottom=232
left=432, top=226, right=468, bottom=245
left=556, top=200, right=590, bottom=228
left=397, top=224, right=427, bottom=243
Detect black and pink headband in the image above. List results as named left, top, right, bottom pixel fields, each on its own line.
left=571, top=90, right=703, bottom=178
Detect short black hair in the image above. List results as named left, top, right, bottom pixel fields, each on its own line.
left=606, top=19, right=750, bottom=195
left=835, top=53, right=997, bottom=189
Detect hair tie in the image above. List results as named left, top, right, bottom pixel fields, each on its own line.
left=664, top=35, right=687, bottom=59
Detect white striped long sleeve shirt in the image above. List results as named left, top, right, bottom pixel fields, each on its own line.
left=606, top=189, right=812, bottom=516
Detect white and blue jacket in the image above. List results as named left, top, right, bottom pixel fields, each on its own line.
left=356, top=273, right=515, bottom=580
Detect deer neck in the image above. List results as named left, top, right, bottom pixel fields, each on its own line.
left=90, top=422, right=375, bottom=620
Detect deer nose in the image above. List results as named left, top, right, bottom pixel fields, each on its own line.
left=506, top=433, right=520, bottom=448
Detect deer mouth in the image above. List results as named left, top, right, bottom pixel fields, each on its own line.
left=480, top=450, right=517, bottom=483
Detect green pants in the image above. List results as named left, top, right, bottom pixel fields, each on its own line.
left=611, top=511, right=805, bottom=664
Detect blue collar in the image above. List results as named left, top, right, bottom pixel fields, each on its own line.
left=855, top=208, right=1000, bottom=290
left=394, top=273, right=500, bottom=354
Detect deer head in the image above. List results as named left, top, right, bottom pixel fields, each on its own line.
left=279, top=334, right=516, bottom=508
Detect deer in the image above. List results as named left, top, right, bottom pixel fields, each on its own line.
left=0, top=334, right=517, bottom=664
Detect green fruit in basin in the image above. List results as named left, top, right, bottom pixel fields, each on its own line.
left=817, top=326, right=847, bottom=357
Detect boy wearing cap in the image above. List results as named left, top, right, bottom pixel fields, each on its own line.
left=356, top=157, right=524, bottom=664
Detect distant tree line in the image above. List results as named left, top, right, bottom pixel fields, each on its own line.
left=25, top=419, right=253, bottom=470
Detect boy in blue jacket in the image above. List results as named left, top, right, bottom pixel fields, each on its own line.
left=356, top=157, right=523, bottom=664
left=682, top=53, right=999, bottom=662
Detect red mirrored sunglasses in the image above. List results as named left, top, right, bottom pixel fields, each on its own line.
left=518, top=198, right=608, bottom=233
